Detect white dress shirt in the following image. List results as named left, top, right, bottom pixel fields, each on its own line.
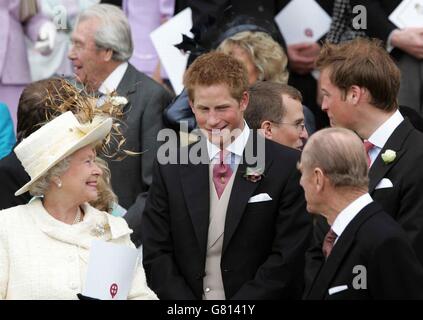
left=367, top=110, right=404, bottom=167
left=331, top=193, right=373, bottom=245
left=206, top=121, right=250, bottom=170
left=98, top=62, right=129, bottom=95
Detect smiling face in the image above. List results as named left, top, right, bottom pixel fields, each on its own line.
left=59, top=145, right=103, bottom=203
left=190, top=84, right=248, bottom=146
left=68, top=18, right=111, bottom=91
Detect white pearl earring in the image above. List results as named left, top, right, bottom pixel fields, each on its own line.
left=57, top=180, right=62, bottom=188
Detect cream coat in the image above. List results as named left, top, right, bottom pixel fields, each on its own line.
left=0, top=198, right=157, bottom=300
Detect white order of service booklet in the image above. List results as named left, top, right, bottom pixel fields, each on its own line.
left=389, top=0, right=423, bottom=28
left=150, top=8, right=193, bottom=95
left=83, top=240, right=140, bottom=300
left=274, top=0, right=332, bottom=45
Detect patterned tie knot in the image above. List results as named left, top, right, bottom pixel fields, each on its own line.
left=322, top=228, right=338, bottom=258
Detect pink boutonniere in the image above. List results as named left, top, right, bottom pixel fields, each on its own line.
left=243, top=167, right=265, bottom=183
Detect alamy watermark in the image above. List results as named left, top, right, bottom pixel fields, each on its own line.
left=352, top=5, right=367, bottom=30
left=156, top=123, right=266, bottom=169
left=52, top=5, right=68, bottom=30
left=352, top=265, right=367, bottom=290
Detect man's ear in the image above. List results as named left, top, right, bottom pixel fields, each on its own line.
left=346, top=85, right=362, bottom=105
left=189, top=99, right=195, bottom=112
left=314, top=168, right=325, bottom=192
left=103, top=48, right=114, bottom=62
left=240, top=91, right=249, bottom=112
left=260, top=121, right=273, bottom=139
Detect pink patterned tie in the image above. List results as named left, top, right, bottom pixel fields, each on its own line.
left=213, top=151, right=233, bottom=199
left=363, top=140, right=374, bottom=167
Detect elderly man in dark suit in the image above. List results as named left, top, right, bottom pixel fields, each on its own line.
left=69, top=4, right=174, bottom=246
left=314, top=38, right=423, bottom=265
left=300, top=127, right=423, bottom=299
left=141, top=52, right=311, bottom=300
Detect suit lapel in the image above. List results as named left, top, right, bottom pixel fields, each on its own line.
left=222, top=132, right=273, bottom=254
left=116, top=64, right=138, bottom=114
left=308, top=202, right=380, bottom=299
left=303, top=245, right=325, bottom=299
left=369, top=120, right=413, bottom=192
left=179, top=140, right=210, bottom=257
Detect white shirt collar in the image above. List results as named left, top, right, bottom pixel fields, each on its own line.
left=331, top=193, right=373, bottom=240
left=368, top=110, right=404, bottom=149
left=98, top=62, right=129, bottom=95
left=207, top=121, right=250, bottom=161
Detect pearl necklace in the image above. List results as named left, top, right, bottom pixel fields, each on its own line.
left=72, top=207, right=82, bottom=225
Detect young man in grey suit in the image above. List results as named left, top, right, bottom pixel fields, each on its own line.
left=314, top=38, right=423, bottom=265
left=300, top=127, right=423, bottom=299
left=141, top=52, right=311, bottom=299
left=69, top=4, right=174, bottom=246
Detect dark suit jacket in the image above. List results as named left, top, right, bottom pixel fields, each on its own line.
left=314, top=119, right=423, bottom=265
left=141, top=131, right=312, bottom=299
left=0, top=150, right=31, bottom=210
left=175, top=0, right=286, bottom=26
left=110, top=65, right=173, bottom=246
left=305, top=202, right=423, bottom=300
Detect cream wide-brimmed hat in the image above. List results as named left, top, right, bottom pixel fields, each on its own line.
left=14, top=111, right=113, bottom=196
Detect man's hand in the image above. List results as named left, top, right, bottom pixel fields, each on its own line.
left=391, top=28, right=423, bottom=59
left=287, top=42, right=321, bottom=75
left=35, top=21, right=57, bottom=55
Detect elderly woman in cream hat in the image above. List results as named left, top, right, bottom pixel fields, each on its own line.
left=0, top=109, right=157, bottom=300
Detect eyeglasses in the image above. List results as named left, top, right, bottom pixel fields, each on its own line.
left=272, top=121, right=306, bottom=133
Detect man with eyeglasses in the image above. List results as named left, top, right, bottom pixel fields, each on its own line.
left=246, top=81, right=309, bottom=150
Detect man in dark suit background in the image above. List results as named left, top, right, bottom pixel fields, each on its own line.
left=141, top=51, right=311, bottom=299
left=69, top=4, right=174, bottom=246
left=314, top=38, right=423, bottom=265
left=300, top=127, right=423, bottom=299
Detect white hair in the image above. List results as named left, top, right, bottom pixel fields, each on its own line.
left=28, top=157, right=71, bottom=197
left=76, top=4, right=133, bottom=62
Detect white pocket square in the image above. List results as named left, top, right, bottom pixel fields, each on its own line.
left=328, top=285, right=348, bottom=295
left=248, top=193, right=273, bottom=203
left=375, top=178, right=394, bottom=190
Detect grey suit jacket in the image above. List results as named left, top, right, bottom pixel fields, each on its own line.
left=106, top=64, right=173, bottom=246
